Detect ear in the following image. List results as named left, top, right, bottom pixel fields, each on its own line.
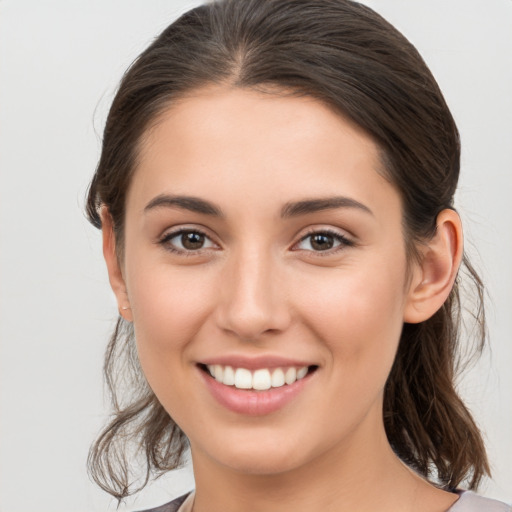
left=403, top=209, right=463, bottom=324
left=100, top=207, right=133, bottom=322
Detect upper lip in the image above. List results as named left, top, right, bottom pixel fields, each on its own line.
left=198, top=355, right=316, bottom=370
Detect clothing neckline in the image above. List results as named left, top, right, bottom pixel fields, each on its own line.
left=178, top=490, right=466, bottom=512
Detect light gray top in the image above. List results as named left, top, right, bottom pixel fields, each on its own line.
left=448, top=491, right=511, bottom=512
left=139, top=490, right=512, bottom=512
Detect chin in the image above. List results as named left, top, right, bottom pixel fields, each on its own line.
left=218, top=450, right=304, bottom=476
left=193, top=432, right=312, bottom=476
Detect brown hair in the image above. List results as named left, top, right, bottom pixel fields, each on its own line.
left=86, top=0, right=489, bottom=500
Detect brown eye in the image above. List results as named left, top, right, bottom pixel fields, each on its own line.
left=310, top=233, right=334, bottom=251
left=294, top=230, right=353, bottom=253
left=181, top=231, right=205, bottom=250
left=160, top=229, right=216, bottom=253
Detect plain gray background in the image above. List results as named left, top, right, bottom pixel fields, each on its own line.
left=0, top=1, right=511, bottom=510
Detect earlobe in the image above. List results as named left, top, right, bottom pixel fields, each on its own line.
left=100, top=207, right=133, bottom=322
left=403, top=209, right=463, bottom=324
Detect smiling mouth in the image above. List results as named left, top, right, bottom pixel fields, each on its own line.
left=198, top=364, right=318, bottom=391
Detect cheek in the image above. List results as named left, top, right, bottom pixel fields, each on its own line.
left=297, top=261, right=407, bottom=378
left=126, top=262, right=216, bottom=378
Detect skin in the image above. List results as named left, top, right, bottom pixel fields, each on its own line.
left=103, top=85, right=463, bottom=512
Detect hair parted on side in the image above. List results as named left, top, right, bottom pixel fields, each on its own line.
left=86, top=0, right=489, bottom=500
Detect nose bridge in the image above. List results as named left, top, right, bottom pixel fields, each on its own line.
left=216, top=242, right=289, bottom=340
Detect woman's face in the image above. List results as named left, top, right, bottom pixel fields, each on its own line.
left=117, top=85, right=420, bottom=476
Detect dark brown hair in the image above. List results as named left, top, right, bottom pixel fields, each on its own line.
left=86, top=0, right=489, bottom=500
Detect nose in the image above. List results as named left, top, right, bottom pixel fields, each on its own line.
left=214, top=246, right=291, bottom=341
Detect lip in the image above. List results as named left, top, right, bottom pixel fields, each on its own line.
left=197, top=360, right=317, bottom=416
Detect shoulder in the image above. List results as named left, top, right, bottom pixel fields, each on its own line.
left=135, top=492, right=192, bottom=512
left=448, top=491, right=511, bottom=512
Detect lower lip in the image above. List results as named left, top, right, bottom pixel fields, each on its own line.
left=199, top=368, right=313, bottom=416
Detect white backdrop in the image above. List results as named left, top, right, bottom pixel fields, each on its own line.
left=0, top=1, right=510, bottom=511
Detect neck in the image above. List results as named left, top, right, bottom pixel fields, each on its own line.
left=189, top=409, right=455, bottom=512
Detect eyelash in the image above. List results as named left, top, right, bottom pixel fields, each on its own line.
left=158, top=228, right=354, bottom=256
left=158, top=228, right=218, bottom=256
left=293, top=228, right=355, bottom=256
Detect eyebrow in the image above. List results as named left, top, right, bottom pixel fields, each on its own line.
left=144, top=194, right=372, bottom=219
left=281, top=196, right=373, bottom=218
left=144, top=194, right=224, bottom=217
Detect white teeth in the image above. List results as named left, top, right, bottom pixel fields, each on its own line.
left=234, top=368, right=253, bottom=389
left=252, top=369, right=272, bottom=390
left=285, top=367, right=297, bottom=385
left=213, top=364, right=224, bottom=382
left=297, top=366, right=308, bottom=380
left=271, top=368, right=285, bottom=388
left=206, top=364, right=310, bottom=390
left=222, top=365, right=235, bottom=386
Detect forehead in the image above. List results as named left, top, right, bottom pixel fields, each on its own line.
left=129, top=85, right=399, bottom=223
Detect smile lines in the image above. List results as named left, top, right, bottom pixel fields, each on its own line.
left=204, top=364, right=313, bottom=391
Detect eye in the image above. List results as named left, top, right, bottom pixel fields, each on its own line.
left=294, top=229, right=353, bottom=253
left=159, top=229, right=217, bottom=253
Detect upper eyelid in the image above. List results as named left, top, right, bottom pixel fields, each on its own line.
left=291, top=228, right=355, bottom=252
left=157, top=227, right=220, bottom=252
left=295, top=226, right=353, bottom=242
left=299, top=227, right=348, bottom=237
left=157, top=233, right=218, bottom=261
left=158, top=225, right=215, bottom=241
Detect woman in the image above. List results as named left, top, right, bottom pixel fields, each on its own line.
left=86, top=1, right=510, bottom=510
